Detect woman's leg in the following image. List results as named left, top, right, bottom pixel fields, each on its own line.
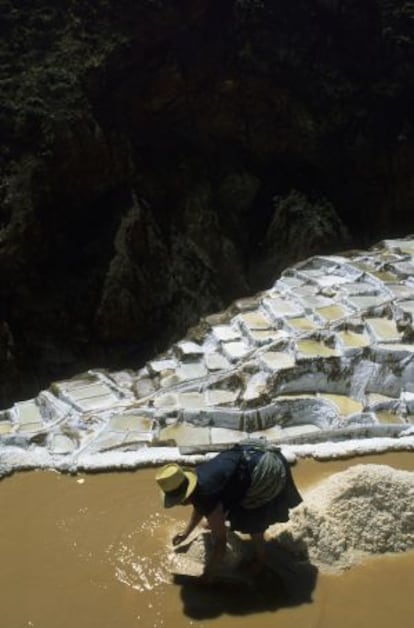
left=251, top=532, right=266, bottom=571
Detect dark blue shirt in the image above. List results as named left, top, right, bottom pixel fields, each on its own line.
left=191, top=447, right=261, bottom=517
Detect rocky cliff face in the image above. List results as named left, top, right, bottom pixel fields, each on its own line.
left=1, top=0, right=413, bottom=407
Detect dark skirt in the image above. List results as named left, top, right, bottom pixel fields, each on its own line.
left=227, top=455, right=302, bottom=534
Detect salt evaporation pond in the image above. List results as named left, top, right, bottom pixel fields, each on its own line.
left=2, top=236, right=414, bottom=477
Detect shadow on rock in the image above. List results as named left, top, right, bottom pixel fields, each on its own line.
left=174, top=537, right=318, bottom=620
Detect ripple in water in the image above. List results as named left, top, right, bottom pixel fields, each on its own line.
left=106, top=512, right=184, bottom=592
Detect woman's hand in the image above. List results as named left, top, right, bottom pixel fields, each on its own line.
left=172, top=532, right=188, bottom=546
left=172, top=507, right=203, bottom=547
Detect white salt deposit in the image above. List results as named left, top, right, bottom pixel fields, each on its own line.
left=0, top=436, right=414, bottom=479
left=274, top=464, right=414, bottom=572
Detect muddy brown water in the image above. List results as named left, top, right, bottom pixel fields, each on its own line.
left=1, top=452, right=413, bottom=628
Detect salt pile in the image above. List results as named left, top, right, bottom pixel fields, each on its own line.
left=275, top=464, right=414, bottom=572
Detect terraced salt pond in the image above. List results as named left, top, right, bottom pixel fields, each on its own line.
left=2, top=236, right=414, bottom=475
left=1, top=453, right=413, bottom=628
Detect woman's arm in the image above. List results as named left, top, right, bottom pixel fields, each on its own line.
left=172, top=507, right=203, bottom=546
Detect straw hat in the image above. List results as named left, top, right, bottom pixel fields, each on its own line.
left=155, top=463, right=198, bottom=508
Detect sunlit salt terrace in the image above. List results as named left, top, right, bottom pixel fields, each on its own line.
left=2, top=236, right=414, bottom=476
